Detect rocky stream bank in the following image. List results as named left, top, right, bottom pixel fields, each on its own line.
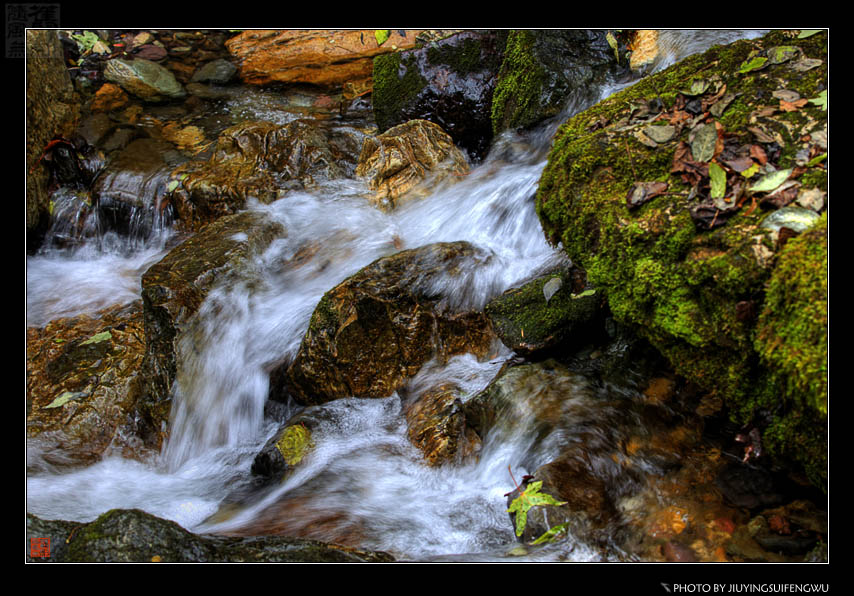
left=26, top=29, right=827, bottom=563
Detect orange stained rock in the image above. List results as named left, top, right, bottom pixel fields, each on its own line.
left=226, top=30, right=431, bottom=88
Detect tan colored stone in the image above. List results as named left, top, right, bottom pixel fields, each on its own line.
left=629, top=29, right=660, bottom=71
left=225, top=29, right=434, bottom=88
left=355, top=119, right=470, bottom=211
left=405, top=384, right=480, bottom=466
left=91, top=83, right=130, bottom=113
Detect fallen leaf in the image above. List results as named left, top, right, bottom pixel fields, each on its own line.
left=543, top=277, right=563, bottom=303
left=691, top=123, right=718, bottom=162
left=808, top=90, right=827, bottom=111
left=749, top=144, right=768, bottom=165
left=749, top=168, right=793, bottom=194
left=739, top=56, right=768, bottom=73
left=779, top=98, right=808, bottom=112
left=797, top=30, right=822, bottom=38
left=43, top=391, right=85, bottom=409
left=627, top=181, right=668, bottom=209
left=374, top=30, right=391, bottom=46
left=80, top=331, right=112, bottom=345
left=709, top=162, right=727, bottom=199
left=644, top=124, right=676, bottom=144
left=768, top=45, right=801, bottom=65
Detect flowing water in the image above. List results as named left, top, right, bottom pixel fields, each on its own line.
left=26, top=30, right=767, bottom=562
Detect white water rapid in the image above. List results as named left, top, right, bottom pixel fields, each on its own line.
left=26, top=30, right=767, bottom=562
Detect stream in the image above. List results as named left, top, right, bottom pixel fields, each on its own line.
left=26, top=30, right=769, bottom=562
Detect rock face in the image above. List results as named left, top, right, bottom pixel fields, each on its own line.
left=491, top=29, right=627, bottom=135
left=225, top=29, right=443, bottom=91
left=355, top=119, right=470, bottom=211
left=371, top=30, right=508, bottom=160
left=26, top=301, right=161, bottom=468
left=27, top=509, right=394, bottom=562
left=273, top=242, right=497, bottom=405
left=103, top=58, right=187, bottom=102
left=139, top=211, right=285, bottom=426
left=168, top=120, right=357, bottom=231
left=535, top=31, right=828, bottom=489
left=26, top=30, right=81, bottom=253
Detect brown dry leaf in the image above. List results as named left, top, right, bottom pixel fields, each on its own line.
left=779, top=98, right=808, bottom=112
left=626, top=181, right=668, bottom=209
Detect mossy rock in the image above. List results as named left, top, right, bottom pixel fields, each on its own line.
left=535, top=30, right=827, bottom=489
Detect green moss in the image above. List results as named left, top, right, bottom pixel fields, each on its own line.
left=275, top=424, right=314, bottom=467
left=372, top=52, right=428, bottom=132
left=491, top=30, right=548, bottom=135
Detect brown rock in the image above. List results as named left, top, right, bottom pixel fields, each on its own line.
left=91, top=83, right=130, bottom=113
left=225, top=29, right=432, bottom=89
left=404, top=384, right=480, bottom=466
left=355, top=119, right=470, bottom=211
left=276, top=242, right=496, bottom=405
left=26, top=301, right=161, bottom=469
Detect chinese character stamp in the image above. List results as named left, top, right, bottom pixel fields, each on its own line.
left=5, top=4, right=61, bottom=58
left=29, top=536, right=51, bottom=558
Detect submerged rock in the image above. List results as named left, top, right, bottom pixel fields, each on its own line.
left=404, top=383, right=481, bottom=466
left=27, top=509, right=394, bottom=562
left=355, top=119, right=470, bottom=211
left=535, top=30, right=828, bottom=490
left=273, top=242, right=498, bottom=405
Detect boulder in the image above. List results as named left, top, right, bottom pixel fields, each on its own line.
left=273, top=242, right=497, bottom=405
left=535, top=31, right=828, bottom=489
left=26, top=30, right=81, bottom=253
left=484, top=265, right=601, bottom=356
left=139, top=211, right=286, bottom=427
left=103, top=57, right=187, bottom=102
left=26, top=301, right=161, bottom=469
left=27, top=509, right=394, bottom=562
left=224, top=29, right=452, bottom=91
left=355, top=119, right=470, bottom=211
left=190, top=58, right=237, bottom=84
left=168, top=120, right=357, bottom=231
left=491, top=29, right=628, bottom=135
left=371, top=30, right=508, bottom=160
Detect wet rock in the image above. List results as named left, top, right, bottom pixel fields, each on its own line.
left=26, top=301, right=162, bottom=469
left=26, top=30, right=82, bottom=253
left=139, top=211, right=286, bottom=425
left=715, top=462, right=784, bottom=510
left=371, top=30, right=508, bottom=160
left=662, top=540, right=699, bottom=562
left=275, top=242, right=497, bottom=405
left=103, top=57, right=186, bottom=102
left=355, top=119, right=470, bottom=211
left=492, top=29, right=628, bottom=135
left=225, top=29, right=438, bottom=89
left=168, top=120, right=354, bottom=231
left=191, top=58, right=237, bottom=84
left=404, top=383, right=481, bottom=466
left=484, top=266, right=601, bottom=356
left=629, top=30, right=661, bottom=71
left=251, top=422, right=315, bottom=481
left=27, top=509, right=394, bottom=562
left=92, top=137, right=179, bottom=238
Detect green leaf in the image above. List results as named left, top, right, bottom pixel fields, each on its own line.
left=768, top=46, right=800, bottom=65
left=531, top=522, right=570, bottom=545
left=691, top=123, right=718, bottom=163
left=682, top=78, right=710, bottom=96
left=571, top=289, right=596, bottom=300
left=808, top=90, right=827, bottom=111
left=606, top=31, right=620, bottom=63
left=507, top=481, right=567, bottom=537
left=797, top=30, right=822, bottom=39
left=807, top=152, right=827, bottom=167
left=709, top=162, right=727, bottom=199
left=374, top=30, right=391, bottom=46
left=738, top=56, right=768, bottom=74
left=166, top=180, right=180, bottom=193
left=43, top=391, right=84, bottom=409
left=740, top=163, right=760, bottom=178
left=80, top=331, right=112, bottom=345
left=749, top=168, right=792, bottom=194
